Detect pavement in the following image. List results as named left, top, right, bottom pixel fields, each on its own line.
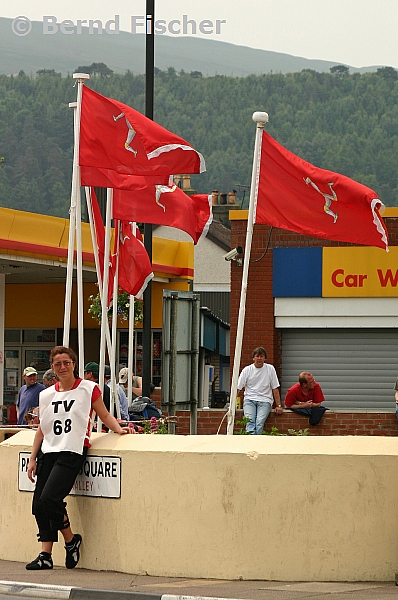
left=0, top=561, right=398, bottom=600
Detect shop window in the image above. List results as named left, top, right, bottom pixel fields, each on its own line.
left=118, top=330, right=162, bottom=387
left=4, top=329, right=20, bottom=343
left=22, top=329, right=56, bottom=344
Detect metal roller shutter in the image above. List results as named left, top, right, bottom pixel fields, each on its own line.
left=281, top=329, right=398, bottom=410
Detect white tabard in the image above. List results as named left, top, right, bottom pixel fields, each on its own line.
left=39, top=379, right=96, bottom=454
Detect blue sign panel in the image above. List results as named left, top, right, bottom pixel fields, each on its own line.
left=273, top=247, right=322, bottom=297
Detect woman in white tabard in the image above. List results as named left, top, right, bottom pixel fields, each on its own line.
left=26, top=346, right=127, bottom=571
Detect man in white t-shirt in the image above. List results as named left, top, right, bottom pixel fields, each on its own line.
left=237, top=346, right=282, bottom=434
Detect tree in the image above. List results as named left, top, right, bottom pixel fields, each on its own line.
left=330, top=65, right=349, bottom=77
left=75, top=63, right=113, bottom=77
left=376, top=66, right=398, bottom=81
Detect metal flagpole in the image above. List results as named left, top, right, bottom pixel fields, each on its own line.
left=64, top=73, right=89, bottom=351
left=226, top=111, right=268, bottom=435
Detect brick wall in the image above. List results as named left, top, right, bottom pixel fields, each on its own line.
left=230, top=216, right=398, bottom=374
left=154, top=218, right=398, bottom=437
left=170, top=409, right=398, bottom=437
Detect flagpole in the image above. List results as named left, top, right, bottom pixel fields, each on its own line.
left=226, top=111, right=268, bottom=435
left=127, top=221, right=138, bottom=407
left=98, top=188, right=113, bottom=432
left=111, top=220, right=121, bottom=419
left=84, top=186, right=113, bottom=381
left=64, top=73, right=89, bottom=352
left=127, top=296, right=134, bottom=407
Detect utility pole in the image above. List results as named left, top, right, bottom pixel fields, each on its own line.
left=142, top=0, right=155, bottom=398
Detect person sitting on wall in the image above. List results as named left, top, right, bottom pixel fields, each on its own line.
left=284, top=372, right=327, bottom=426
left=104, top=365, right=129, bottom=420
left=237, top=346, right=283, bottom=435
left=118, top=367, right=143, bottom=403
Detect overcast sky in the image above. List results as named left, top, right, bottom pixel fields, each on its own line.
left=5, top=0, right=398, bottom=68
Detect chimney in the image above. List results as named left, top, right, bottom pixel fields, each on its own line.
left=219, top=192, right=227, bottom=205
left=228, top=191, right=237, bottom=205
left=182, top=174, right=191, bottom=190
left=211, top=190, right=219, bottom=205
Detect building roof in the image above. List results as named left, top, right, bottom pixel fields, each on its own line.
left=0, top=207, right=194, bottom=283
left=206, top=221, right=230, bottom=251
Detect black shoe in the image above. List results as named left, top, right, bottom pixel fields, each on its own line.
left=26, top=552, right=53, bottom=570
left=65, top=533, right=82, bottom=569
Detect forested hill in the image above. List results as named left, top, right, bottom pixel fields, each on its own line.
left=0, top=66, right=397, bottom=218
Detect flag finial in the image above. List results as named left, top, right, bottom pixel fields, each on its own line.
left=252, top=111, right=269, bottom=125
left=73, top=73, right=90, bottom=81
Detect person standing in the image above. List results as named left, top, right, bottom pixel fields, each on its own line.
left=284, top=372, right=327, bottom=426
left=16, top=367, right=46, bottom=425
left=42, top=369, right=58, bottom=388
left=237, top=346, right=282, bottom=435
left=26, top=346, right=127, bottom=571
left=83, top=362, right=111, bottom=412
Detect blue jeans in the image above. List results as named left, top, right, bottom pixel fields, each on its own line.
left=290, top=406, right=327, bottom=426
left=243, top=400, right=272, bottom=434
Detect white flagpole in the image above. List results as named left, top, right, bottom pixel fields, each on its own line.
left=84, top=187, right=113, bottom=358
left=127, top=295, right=135, bottom=407
left=98, top=188, right=113, bottom=433
left=64, top=73, right=89, bottom=351
left=226, top=111, right=268, bottom=435
left=127, top=222, right=138, bottom=407
left=75, top=163, right=85, bottom=375
left=110, top=220, right=121, bottom=419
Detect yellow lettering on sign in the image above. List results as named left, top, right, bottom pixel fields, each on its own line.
left=323, top=247, right=398, bottom=297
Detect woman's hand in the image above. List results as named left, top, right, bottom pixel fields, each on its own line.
left=27, top=456, right=37, bottom=482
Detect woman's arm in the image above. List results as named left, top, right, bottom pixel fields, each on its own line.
left=93, top=396, right=128, bottom=434
left=27, top=426, right=44, bottom=482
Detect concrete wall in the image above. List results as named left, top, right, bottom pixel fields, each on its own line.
left=1, top=431, right=398, bottom=581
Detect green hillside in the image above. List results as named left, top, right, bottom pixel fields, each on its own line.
left=0, top=17, right=389, bottom=78
left=0, top=67, right=397, bottom=219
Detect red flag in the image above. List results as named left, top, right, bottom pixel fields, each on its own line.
left=112, top=220, right=153, bottom=299
left=112, top=186, right=212, bottom=244
left=79, top=86, right=205, bottom=180
left=80, top=166, right=169, bottom=191
left=255, top=131, right=388, bottom=250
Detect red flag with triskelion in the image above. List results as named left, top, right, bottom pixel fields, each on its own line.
left=113, top=186, right=212, bottom=245
left=79, top=86, right=205, bottom=180
left=255, top=131, right=388, bottom=250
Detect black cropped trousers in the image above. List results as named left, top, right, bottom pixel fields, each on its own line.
left=32, top=448, right=87, bottom=542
